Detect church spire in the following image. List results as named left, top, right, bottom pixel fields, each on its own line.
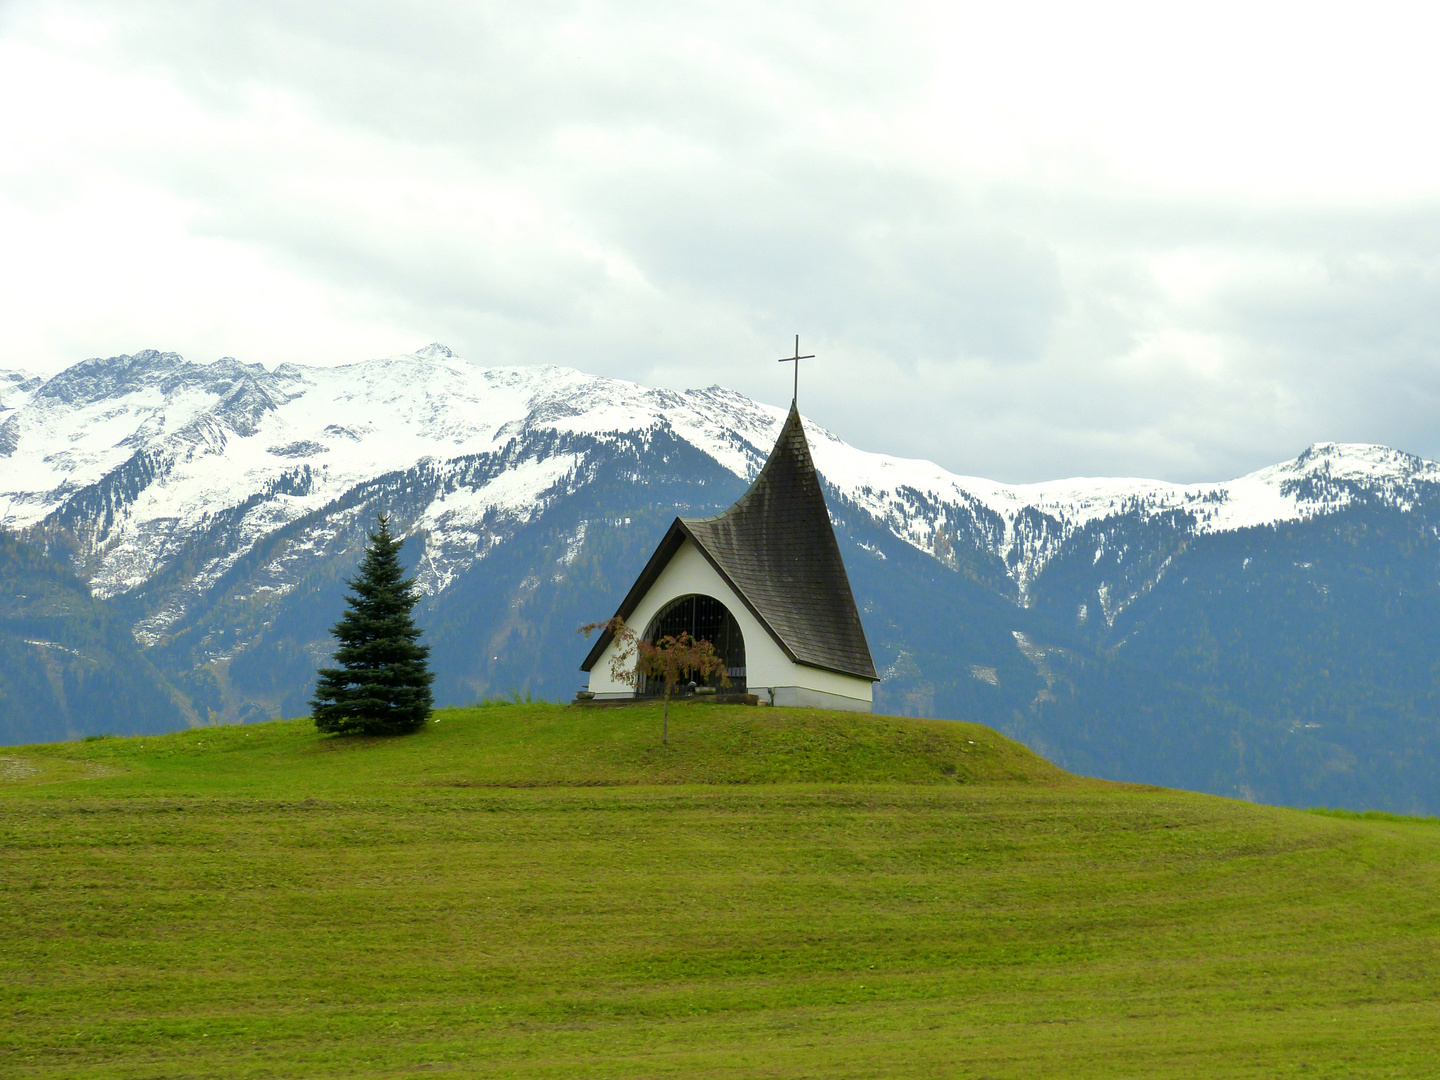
left=679, top=403, right=876, bottom=681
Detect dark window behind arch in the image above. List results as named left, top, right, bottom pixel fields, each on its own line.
left=642, top=594, right=747, bottom=693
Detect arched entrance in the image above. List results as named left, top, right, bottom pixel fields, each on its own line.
left=641, top=594, right=747, bottom=695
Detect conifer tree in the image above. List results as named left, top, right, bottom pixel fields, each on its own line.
left=311, top=514, right=434, bottom=735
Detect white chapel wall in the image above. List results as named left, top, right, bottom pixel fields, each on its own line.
left=585, top=539, right=873, bottom=710
left=768, top=669, right=873, bottom=709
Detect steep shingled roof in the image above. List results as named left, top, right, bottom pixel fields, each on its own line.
left=582, top=402, right=877, bottom=681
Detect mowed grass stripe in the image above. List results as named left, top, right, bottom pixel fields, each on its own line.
left=2, top=702, right=1439, bottom=1077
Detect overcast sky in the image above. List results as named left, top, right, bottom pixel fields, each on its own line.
left=2, top=1, right=1438, bottom=482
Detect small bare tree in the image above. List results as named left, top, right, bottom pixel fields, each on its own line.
left=580, top=616, right=729, bottom=743
left=641, top=630, right=730, bottom=744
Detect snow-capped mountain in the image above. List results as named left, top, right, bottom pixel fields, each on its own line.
left=811, top=435, right=1440, bottom=601
left=4, top=344, right=1431, bottom=606
left=5, top=345, right=1440, bottom=815
left=1, top=346, right=768, bottom=598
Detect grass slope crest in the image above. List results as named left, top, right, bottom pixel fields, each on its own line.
left=2, top=702, right=1064, bottom=791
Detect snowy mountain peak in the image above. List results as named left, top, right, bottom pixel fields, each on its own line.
left=1279, top=441, right=1439, bottom=483
left=414, top=342, right=456, bottom=359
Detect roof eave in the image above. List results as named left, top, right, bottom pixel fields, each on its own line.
left=789, top=657, right=879, bottom=682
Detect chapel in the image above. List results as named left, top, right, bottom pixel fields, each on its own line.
left=579, top=400, right=878, bottom=711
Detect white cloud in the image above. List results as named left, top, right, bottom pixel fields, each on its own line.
left=2, top=0, right=1439, bottom=482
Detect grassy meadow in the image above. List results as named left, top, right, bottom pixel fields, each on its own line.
left=3, top=701, right=1440, bottom=1078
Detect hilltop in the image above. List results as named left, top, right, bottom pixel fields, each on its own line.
left=3, top=704, right=1440, bottom=1078
left=2, top=701, right=1061, bottom=794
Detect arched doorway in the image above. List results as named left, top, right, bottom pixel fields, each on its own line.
left=641, top=594, right=747, bottom=695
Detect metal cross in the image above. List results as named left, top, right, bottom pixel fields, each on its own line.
left=777, top=335, right=814, bottom=403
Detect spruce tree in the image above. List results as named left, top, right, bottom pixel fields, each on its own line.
left=311, top=514, right=434, bottom=735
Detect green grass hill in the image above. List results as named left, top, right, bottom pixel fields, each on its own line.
left=4, top=702, right=1440, bottom=1078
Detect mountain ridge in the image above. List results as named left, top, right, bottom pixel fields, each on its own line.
left=4, top=344, right=1432, bottom=603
